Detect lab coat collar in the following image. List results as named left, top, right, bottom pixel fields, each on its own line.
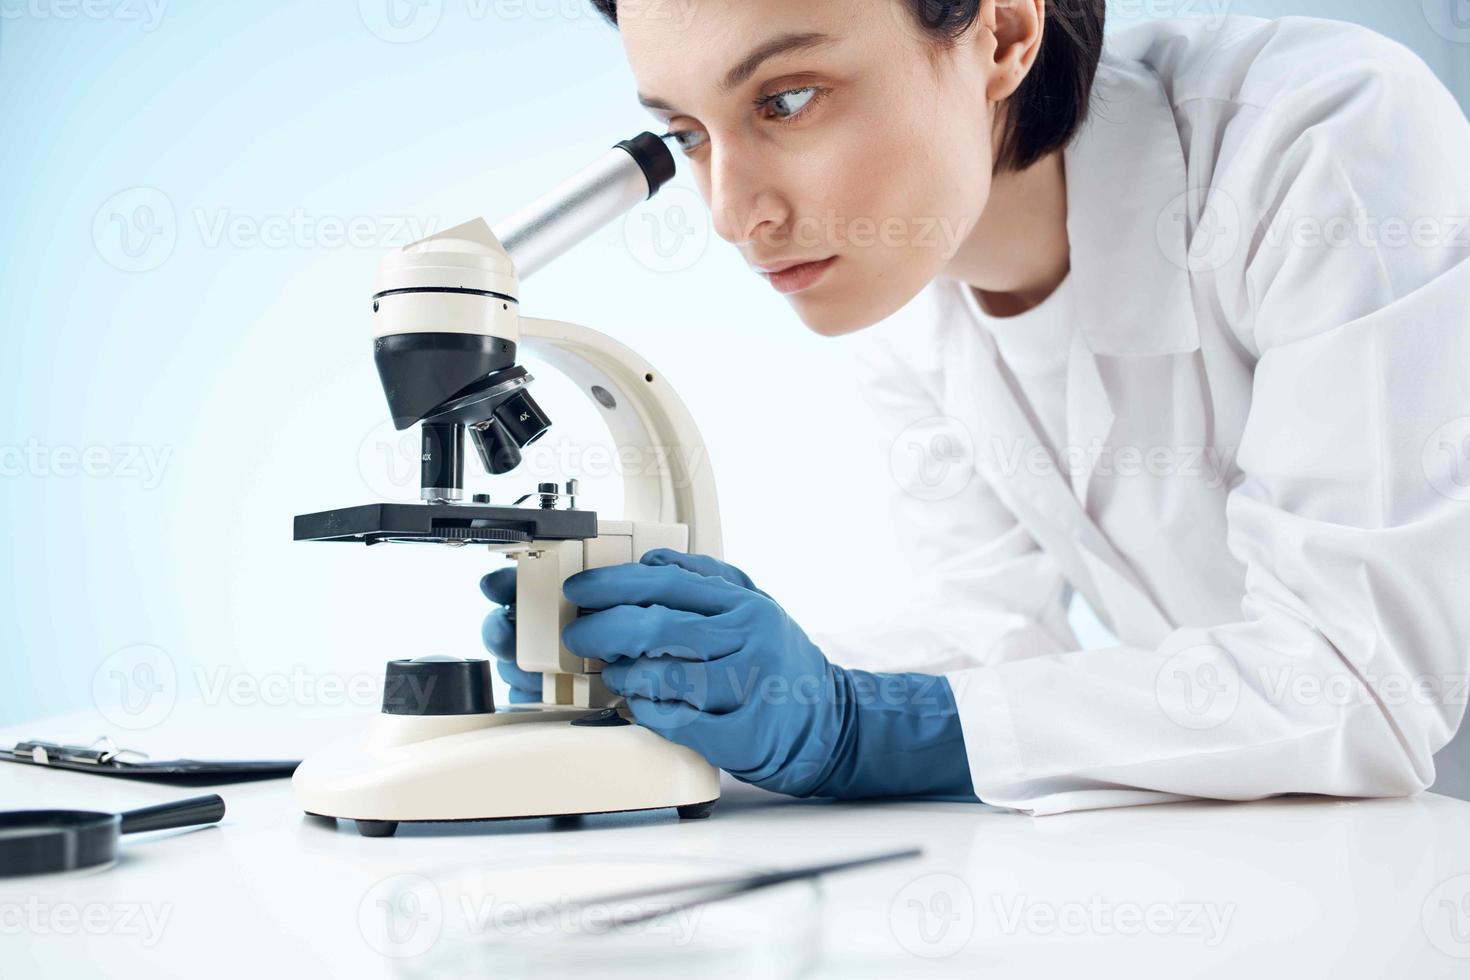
left=949, top=49, right=1194, bottom=643
left=1063, top=50, right=1202, bottom=358
left=1064, top=50, right=1202, bottom=510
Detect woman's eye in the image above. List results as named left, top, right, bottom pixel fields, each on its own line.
left=667, top=129, right=709, bottom=155
left=759, top=87, right=819, bottom=121
left=661, top=86, right=823, bottom=156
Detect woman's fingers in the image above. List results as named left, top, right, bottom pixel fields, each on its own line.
left=481, top=607, right=516, bottom=660
left=480, top=567, right=516, bottom=606
left=562, top=603, right=744, bottom=663
left=563, top=562, right=744, bottom=616
left=621, top=694, right=709, bottom=748
left=621, top=694, right=772, bottom=780
left=639, top=549, right=769, bottom=598
left=601, top=655, right=711, bottom=710
left=495, top=659, right=542, bottom=704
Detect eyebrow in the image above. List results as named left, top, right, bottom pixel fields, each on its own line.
left=637, top=31, right=835, bottom=114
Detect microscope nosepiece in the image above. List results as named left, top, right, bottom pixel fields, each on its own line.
left=373, top=331, right=519, bottom=430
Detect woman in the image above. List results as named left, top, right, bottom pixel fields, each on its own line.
left=482, top=0, right=1470, bottom=813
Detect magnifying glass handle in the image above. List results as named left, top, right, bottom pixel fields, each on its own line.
left=119, top=795, right=227, bottom=835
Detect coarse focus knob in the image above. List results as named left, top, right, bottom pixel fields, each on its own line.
left=382, top=657, right=494, bottom=716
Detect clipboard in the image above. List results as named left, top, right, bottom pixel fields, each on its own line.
left=4, top=737, right=299, bottom=786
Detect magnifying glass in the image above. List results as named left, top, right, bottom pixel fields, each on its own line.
left=0, top=794, right=226, bottom=878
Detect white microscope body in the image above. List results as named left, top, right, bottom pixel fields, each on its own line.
left=290, top=135, right=722, bottom=836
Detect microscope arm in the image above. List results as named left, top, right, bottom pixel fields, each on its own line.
left=520, top=316, right=721, bottom=559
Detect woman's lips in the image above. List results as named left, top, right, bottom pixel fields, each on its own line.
left=763, top=256, right=837, bottom=294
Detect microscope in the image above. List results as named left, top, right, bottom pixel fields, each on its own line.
left=291, top=133, right=722, bottom=837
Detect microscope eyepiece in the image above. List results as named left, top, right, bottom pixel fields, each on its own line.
left=614, top=131, right=677, bottom=199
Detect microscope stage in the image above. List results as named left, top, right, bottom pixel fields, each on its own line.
left=293, top=502, right=598, bottom=546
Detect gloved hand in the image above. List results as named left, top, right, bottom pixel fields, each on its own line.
left=479, top=568, right=543, bottom=704
left=561, top=549, right=978, bottom=801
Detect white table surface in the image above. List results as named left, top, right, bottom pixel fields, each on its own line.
left=2, top=704, right=1469, bottom=979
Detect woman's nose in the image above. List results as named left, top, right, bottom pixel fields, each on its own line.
left=706, top=146, right=785, bottom=247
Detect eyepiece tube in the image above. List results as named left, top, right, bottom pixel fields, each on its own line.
left=491, top=132, right=677, bottom=281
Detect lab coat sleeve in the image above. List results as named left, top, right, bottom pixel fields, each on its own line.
left=809, top=291, right=1079, bottom=675
left=948, top=34, right=1470, bottom=814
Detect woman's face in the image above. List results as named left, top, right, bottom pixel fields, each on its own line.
left=619, top=0, right=1000, bottom=336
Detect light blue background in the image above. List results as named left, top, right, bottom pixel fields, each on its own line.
left=1, top=2, right=1466, bottom=728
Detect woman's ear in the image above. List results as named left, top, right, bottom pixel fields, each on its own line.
left=981, top=0, right=1046, bottom=102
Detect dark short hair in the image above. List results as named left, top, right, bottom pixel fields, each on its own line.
left=587, top=0, right=1106, bottom=172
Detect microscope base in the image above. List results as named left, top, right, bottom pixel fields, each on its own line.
left=293, top=707, right=721, bottom=837
left=340, top=798, right=717, bottom=839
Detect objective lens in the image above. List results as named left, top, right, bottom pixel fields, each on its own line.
left=470, top=418, right=523, bottom=476
left=495, top=389, right=551, bottom=448
left=420, top=422, right=465, bottom=496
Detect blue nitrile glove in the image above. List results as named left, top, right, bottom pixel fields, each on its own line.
left=560, top=549, right=978, bottom=801
left=480, top=568, right=542, bottom=704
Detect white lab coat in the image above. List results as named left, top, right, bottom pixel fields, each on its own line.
left=817, top=16, right=1470, bottom=814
